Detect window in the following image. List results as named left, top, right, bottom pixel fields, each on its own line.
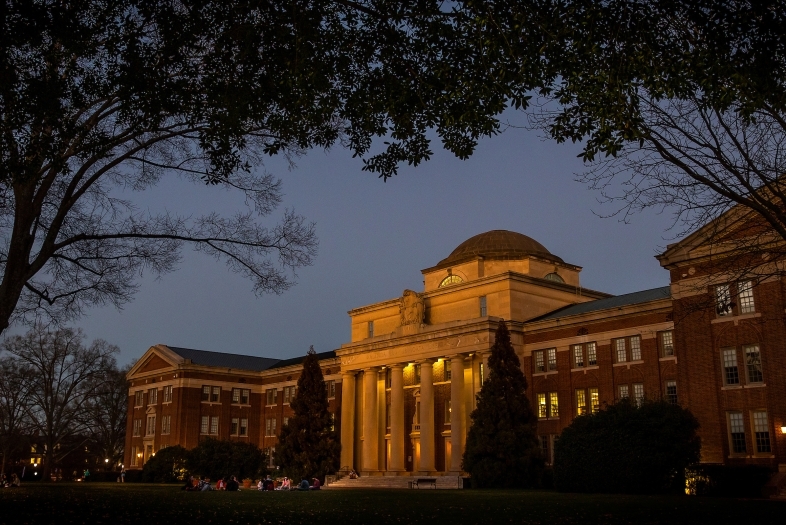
left=615, top=339, right=627, bottom=363
left=163, top=385, right=173, bottom=403
left=539, top=435, right=549, bottom=459
left=368, top=321, right=374, bottom=338
left=588, top=388, right=599, bottom=414
left=148, top=388, right=157, bottom=405
left=283, top=417, right=289, bottom=427
left=544, top=272, right=565, bottom=283
left=629, top=336, right=641, bottom=361
left=586, top=342, right=597, bottom=366
left=210, top=416, right=219, bottom=435
left=479, top=363, right=484, bottom=386
left=549, top=392, right=559, bottom=418
left=131, top=446, right=138, bottom=467
left=738, top=280, right=755, bottom=313
left=283, top=386, right=296, bottom=404
left=439, top=275, right=463, bottom=287
left=133, top=419, right=142, bottom=436
left=241, top=389, right=250, bottom=404
left=479, top=295, right=487, bottom=317
left=240, top=418, right=248, bottom=436
left=162, top=415, right=171, bottom=435
left=211, top=387, right=220, bottom=403
left=575, top=390, right=587, bottom=415
left=265, top=417, right=277, bottom=437
left=744, top=345, right=763, bottom=384
left=266, top=388, right=277, bottom=406
left=414, top=364, right=421, bottom=384
left=232, top=389, right=240, bottom=403
left=201, top=386, right=210, bottom=402
left=660, top=331, right=674, bottom=357
left=633, top=383, right=644, bottom=406
left=716, top=284, right=732, bottom=316
left=134, top=391, right=143, bottom=407
left=444, top=399, right=452, bottom=424
left=728, top=412, right=746, bottom=454
left=534, top=351, right=545, bottom=373
left=665, top=381, right=677, bottom=404
left=327, top=380, right=336, bottom=398
left=444, top=360, right=451, bottom=381
left=537, top=393, right=547, bottom=419
left=618, top=385, right=629, bottom=399
left=722, top=348, right=740, bottom=385
left=231, top=418, right=239, bottom=435
left=547, top=348, right=557, bottom=371
left=753, top=411, right=771, bottom=453
left=267, top=447, right=276, bottom=467
left=200, top=416, right=209, bottom=435
left=573, top=345, right=584, bottom=368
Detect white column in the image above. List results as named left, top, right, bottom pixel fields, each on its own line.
left=418, top=359, right=435, bottom=473
left=449, top=354, right=465, bottom=472
left=362, top=367, right=380, bottom=473
left=339, top=371, right=356, bottom=471
left=389, top=364, right=405, bottom=472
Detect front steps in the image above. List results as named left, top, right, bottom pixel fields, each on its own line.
left=326, top=474, right=464, bottom=490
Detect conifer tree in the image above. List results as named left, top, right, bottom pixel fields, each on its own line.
left=462, top=322, right=543, bottom=488
left=276, top=346, right=340, bottom=482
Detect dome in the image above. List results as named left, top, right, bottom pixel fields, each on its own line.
left=436, top=230, right=563, bottom=268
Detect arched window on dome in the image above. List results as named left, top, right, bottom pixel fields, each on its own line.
left=439, top=275, right=464, bottom=288
left=544, top=272, right=565, bottom=284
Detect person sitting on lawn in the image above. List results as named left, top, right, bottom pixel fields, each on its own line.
left=10, top=474, right=20, bottom=487
left=298, top=478, right=310, bottom=491
left=257, top=479, right=264, bottom=491
left=278, top=477, right=290, bottom=490
left=182, top=476, right=195, bottom=491
left=216, top=478, right=225, bottom=491
left=263, top=475, right=274, bottom=491
left=226, top=476, right=240, bottom=491
left=348, top=469, right=358, bottom=479
left=309, top=477, right=321, bottom=490
left=200, top=477, right=212, bottom=491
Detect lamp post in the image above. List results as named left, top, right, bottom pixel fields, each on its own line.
left=105, top=458, right=109, bottom=472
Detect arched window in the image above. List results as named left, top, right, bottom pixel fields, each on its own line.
left=544, top=272, right=565, bottom=283
left=439, top=275, right=464, bottom=287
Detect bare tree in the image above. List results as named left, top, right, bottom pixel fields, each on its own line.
left=0, top=354, right=33, bottom=475
left=2, top=325, right=117, bottom=481
left=83, top=363, right=130, bottom=470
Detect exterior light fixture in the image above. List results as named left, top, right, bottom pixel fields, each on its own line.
left=105, top=458, right=109, bottom=463
left=781, top=426, right=786, bottom=434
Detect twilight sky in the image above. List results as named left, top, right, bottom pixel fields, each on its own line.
left=34, top=111, right=678, bottom=366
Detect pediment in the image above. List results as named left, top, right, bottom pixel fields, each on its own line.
left=127, top=345, right=183, bottom=379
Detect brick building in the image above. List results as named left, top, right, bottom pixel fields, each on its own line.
left=126, top=227, right=786, bottom=474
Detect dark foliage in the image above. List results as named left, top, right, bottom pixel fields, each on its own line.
left=141, top=445, right=189, bottom=483
left=276, top=346, right=340, bottom=482
left=462, top=322, right=543, bottom=488
left=554, top=398, right=701, bottom=494
left=686, top=464, right=774, bottom=498
left=187, top=439, right=268, bottom=481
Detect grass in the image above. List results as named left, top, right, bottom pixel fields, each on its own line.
left=0, top=482, right=784, bottom=525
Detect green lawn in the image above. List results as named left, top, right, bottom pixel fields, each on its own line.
left=1, top=483, right=784, bottom=525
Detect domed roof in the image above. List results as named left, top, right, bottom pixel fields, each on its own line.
left=436, top=230, right=563, bottom=267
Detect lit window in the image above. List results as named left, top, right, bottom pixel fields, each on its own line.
left=615, top=339, right=627, bottom=363
left=544, top=272, right=565, bottom=283
left=439, top=275, right=463, bottom=287
left=633, top=383, right=644, bottom=406
left=240, top=418, right=248, bottom=436
left=283, top=417, right=289, bottom=427
left=728, top=412, right=746, bottom=453
left=753, top=411, right=771, bottom=453
left=722, top=348, right=739, bottom=385
left=231, top=418, right=239, bottom=435
left=573, top=345, right=584, bottom=368
left=549, top=392, right=559, bottom=418
left=547, top=348, right=557, bottom=371
left=665, top=381, right=677, bottom=404
left=534, top=351, right=545, bottom=373
left=537, top=393, right=547, bottom=419
left=368, top=321, right=374, bottom=338
left=575, top=390, right=587, bottom=415
left=738, top=281, right=755, bottom=314
left=200, top=416, right=209, bottom=435
left=210, top=416, right=219, bottom=435
left=619, top=385, right=629, bottom=399
left=716, top=284, right=732, bottom=316
left=630, top=336, right=641, bottom=361
left=660, top=331, right=674, bottom=357
left=201, top=386, right=210, bottom=402
left=589, top=388, right=599, bottom=413
left=744, top=345, right=763, bottom=384
left=131, top=447, right=138, bottom=466
left=586, top=342, right=597, bottom=366
left=479, top=296, right=487, bottom=317
left=162, top=416, right=171, bottom=435
left=479, top=363, right=484, bottom=386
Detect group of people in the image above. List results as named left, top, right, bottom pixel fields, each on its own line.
left=183, top=474, right=321, bottom=491
left=0, top=473, right=21, bottom=487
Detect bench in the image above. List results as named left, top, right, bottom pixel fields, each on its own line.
left=409, top=478, right=437, bottom=489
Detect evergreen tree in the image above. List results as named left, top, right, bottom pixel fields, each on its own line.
left=276, top=346, right=340, bottom=482
left=462, top=322, right=543, bottom=488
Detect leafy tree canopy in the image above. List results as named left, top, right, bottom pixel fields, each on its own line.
left=462, top=322, right=543, bottom=488
left=187, top=438, right=268, bottom=481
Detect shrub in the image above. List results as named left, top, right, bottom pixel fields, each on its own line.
left=686, top=464, right=774, bottom=497
left=187, top=439, right=268, bottom=481
left=554, top=398, right=700, bottom=494
left=141, top=445, right=189, bottom=483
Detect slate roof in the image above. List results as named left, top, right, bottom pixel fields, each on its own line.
left=166, top=346, right=280, bottom=372
left=528, top=286, right=671, bottom=322
left=267, top=350, right=338, bottom=370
